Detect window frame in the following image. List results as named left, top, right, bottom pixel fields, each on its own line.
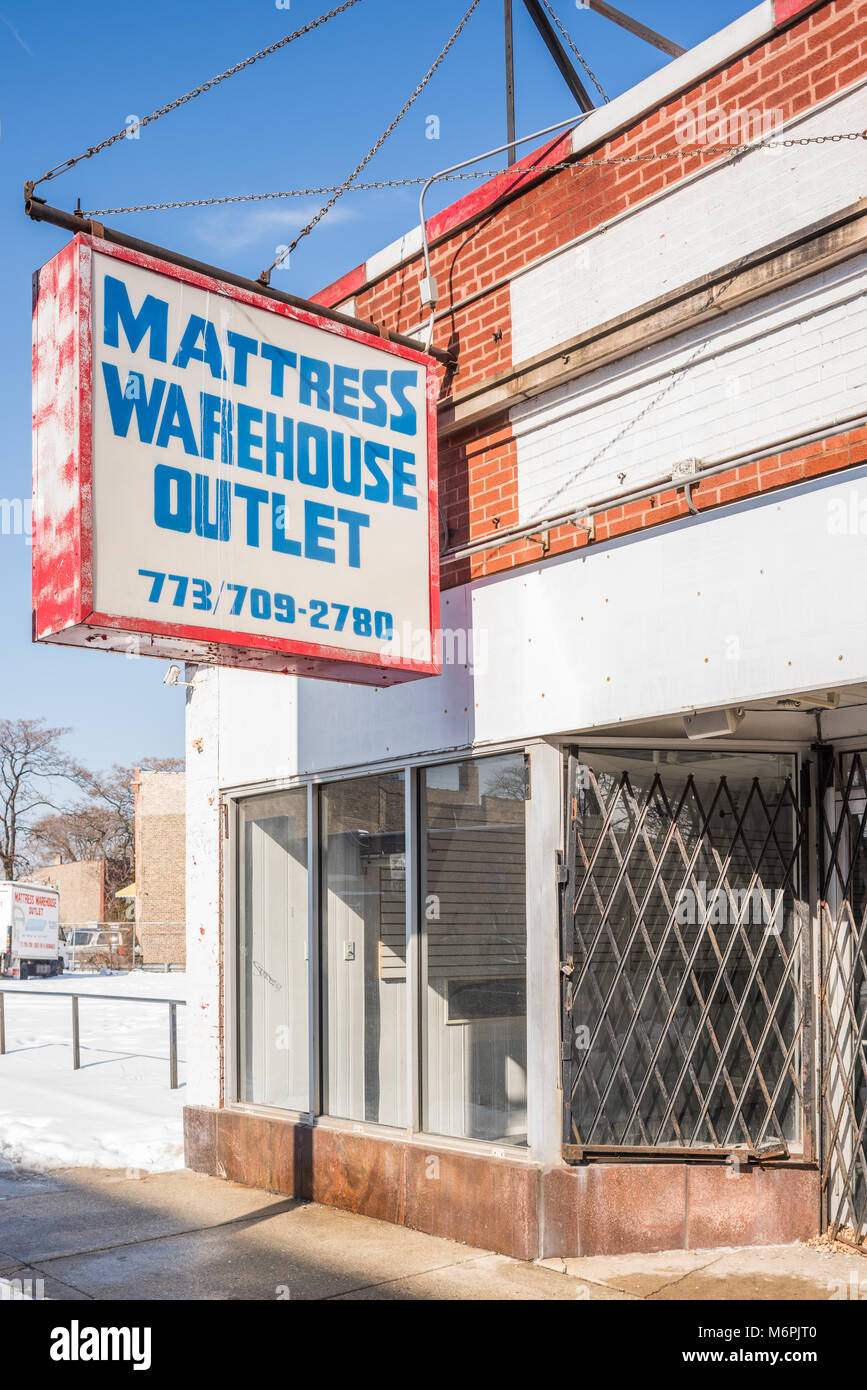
left=223, top=739, right=535, bottom=1155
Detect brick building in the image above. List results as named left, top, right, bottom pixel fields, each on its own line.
left=183, top=0, right=867, bottom=1259
left=134, top=769, right=186, bottom=965
left=23, top=856, right=105, bottom=924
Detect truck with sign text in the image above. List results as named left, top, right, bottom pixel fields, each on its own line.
left=0, top=882, right=63, bottom=978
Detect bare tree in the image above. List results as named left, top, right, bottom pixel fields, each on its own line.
left=0, top=719, right=85, bottom=880
left=29, top=755, right=184, bottom=910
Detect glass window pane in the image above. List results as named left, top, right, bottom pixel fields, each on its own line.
left=237, top=789, right=309, bottom=1111
left=421, top=754, right=528, bottom=1144
left=321, top=772, right=406, bottom=1127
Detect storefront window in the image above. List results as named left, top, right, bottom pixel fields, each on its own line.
left=420, top=754, right=528, bottom=1144
left=320, top=771, right=406, bottom=1127
left=237, top=789, right=309, bottom=1112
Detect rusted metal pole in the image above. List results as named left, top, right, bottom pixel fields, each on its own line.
left=24, top=197, right=455, bottom=368
left=71, top=995, right=80, bottom=1071
left=169, top=1002, right=178, bottom=1090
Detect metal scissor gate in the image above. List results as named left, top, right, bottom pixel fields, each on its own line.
left=817, top=748, right=867, bottom=1245
left=560, top=750, right=812, bottom=1162
left=560, top=745, right=867, bottom=1248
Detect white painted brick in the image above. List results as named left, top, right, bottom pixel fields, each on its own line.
left=511, top=82, right=867, bottom=364
left=512, top=254, right=867, bottom=523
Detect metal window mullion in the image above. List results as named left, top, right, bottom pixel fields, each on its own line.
left=404, top=767, right=420, bottom=1134
left=307, top=782, right=321, bottom=1120
left=225, top=797, right=240, bottom=1107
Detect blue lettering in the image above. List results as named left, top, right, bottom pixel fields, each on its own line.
left=233, top=483, right=269, bottom=548
left=226, top=331, right=258, bottom=386
left=265, top=413, right=293, bottom=479
left=337, top=507, right=369, bottom=568
left=172, top=314, right=225, bottom=380
left=392, top=448, right=418, bottom=510
left=297, top=422, right=329, bottom=488
left=156, top=384, right=199, bottom=456
left=154, top=464, right=192, bottom=532
left=271, top=493, right=302, bottom=556
left=237, top=405, right=263, bottom=472
left=103, top=275, right=168, bottom=362
left=363, top=441, right=390, bottom=503
left=331, top=433, right=361, bottom=496
left=304, top=500, right=336, bottom=564
left=361, top=369, right=388, bottom=427
left=102, top=363, right=165, bottom=443
left=195, top=474, right=231, bottom=541
left=390, top=370, right=418, bottom=436
left=261, top=343, right=297, bottom=397
left=333, top=364, right=360, bottom=420
left=200, top=394, right=233, bottom=464
left=299, top=356, right=330, bottom=410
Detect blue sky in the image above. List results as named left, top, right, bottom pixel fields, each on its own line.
left=0, top=0, right=748, bottom=774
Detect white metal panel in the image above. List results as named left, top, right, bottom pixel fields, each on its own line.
left=189, top=465, right=867, bottom=778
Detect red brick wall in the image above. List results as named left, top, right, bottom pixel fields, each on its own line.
left=315, top=0, right=866, bottom=588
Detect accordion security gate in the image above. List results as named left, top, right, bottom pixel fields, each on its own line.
left=817, top=748, right=867, bottom=1244
left=560, top=750, right=811, bottom=1161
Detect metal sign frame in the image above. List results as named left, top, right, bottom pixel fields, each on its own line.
left=32, top=234, right=441, bottom=685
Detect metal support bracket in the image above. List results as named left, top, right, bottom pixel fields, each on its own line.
left=521, top=0, right=595, bottom=112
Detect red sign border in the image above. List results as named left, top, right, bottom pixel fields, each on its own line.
left=32, top=234, right=441, bottom=685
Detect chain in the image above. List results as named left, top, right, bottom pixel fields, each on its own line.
left=26, top=0, right=364, bottom=193
left=260, top=0, right=483, bottom=281
left=83, top=132, right=867, bottom=217
left=540, top=0, right=610, bottom=102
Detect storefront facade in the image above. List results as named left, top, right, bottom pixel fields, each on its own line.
left=183, top=0, right=867, bottom=1258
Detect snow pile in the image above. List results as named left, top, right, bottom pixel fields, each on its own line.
left=0, top=971, right=187, bottom=1172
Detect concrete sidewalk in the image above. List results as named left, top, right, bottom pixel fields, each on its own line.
left=0, top=1165, right=864, bottom=1300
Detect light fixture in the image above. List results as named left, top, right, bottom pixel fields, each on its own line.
left=683, top=707, right=745, bottom=740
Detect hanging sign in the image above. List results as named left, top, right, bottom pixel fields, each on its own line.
left=32, top=235, right=440, bottom=683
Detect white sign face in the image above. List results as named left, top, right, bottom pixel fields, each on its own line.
left=33, top=237, right=440, bottom=684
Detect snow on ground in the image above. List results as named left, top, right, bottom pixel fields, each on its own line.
left=0, top=971, right=187, bottom=1173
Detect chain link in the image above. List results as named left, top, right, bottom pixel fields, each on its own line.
left=82, top=131, right=867, bottom=217
left=260, top=0, right=483, bottom=280
left=540, top=0, right=610, bottom=102
left=27, top=0, right=364, bottom=192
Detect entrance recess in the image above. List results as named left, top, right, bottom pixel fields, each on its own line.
left=560, top=749, right=811, bottom=1161
left=817, top=748, right=867, bottom=1247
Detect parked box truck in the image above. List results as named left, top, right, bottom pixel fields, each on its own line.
left=0, top=882, right=63, bottom=978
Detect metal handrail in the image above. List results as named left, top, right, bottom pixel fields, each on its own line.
left=0, top=989, right=185, bottom=1089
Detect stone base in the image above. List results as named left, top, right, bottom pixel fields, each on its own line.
left=184, top=1106, right=819, bottom=1261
